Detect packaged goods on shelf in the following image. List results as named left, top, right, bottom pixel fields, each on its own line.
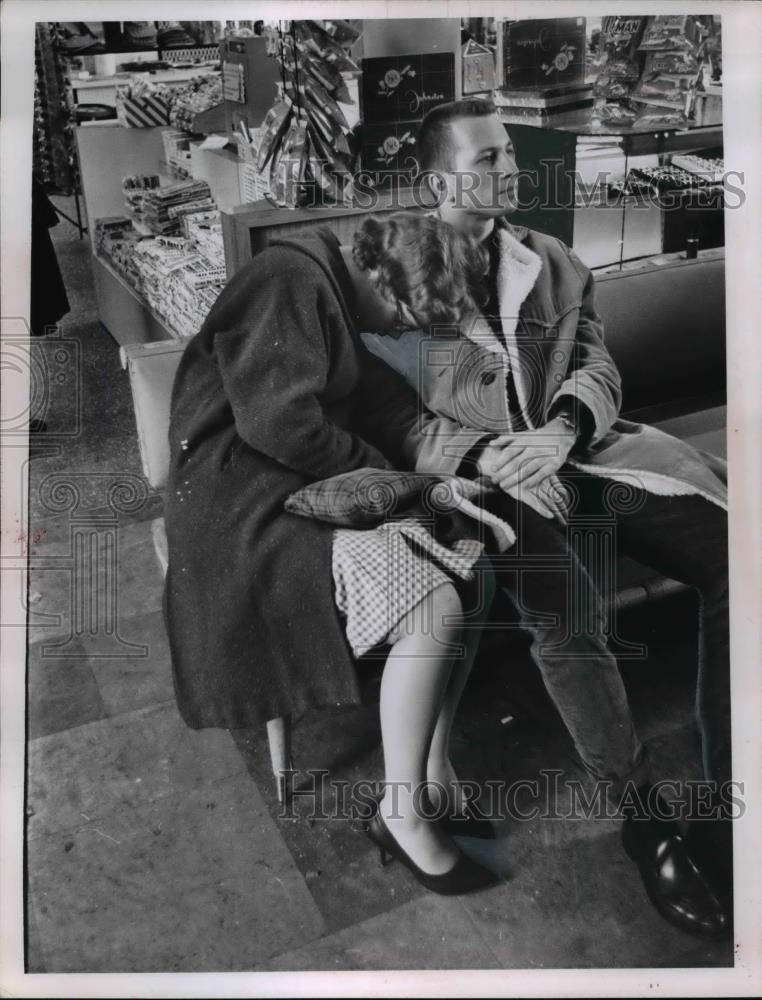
left=670, top=154, right=724, bottom=184
left=630, top=103, right=689, bottom=129
left=360, top=52, right=455, bottom=184
left=182, top=210, right=225, bottom=266
left=628, top=164, right=724, bottom=195
left=593, top=102, right=638, bottom=125
left=94, top=207, right=226, bottom=340
left=592, top=16, right=648, bottom=121
left=632, top=72, right=697, bottom=109
left=493, top=83, right=592, bottom=109
left=161, top=129, right=194, bottom=177
left=168, top=73, right=222, bottom=131
left=140, top=179, right=214, bottom=235
left=255, top=20, right=361, bottom=206
left=500, top=18, right=586, bottom=91
left=496, top=99, right=594, bottom=125
left=121, top=174, right=161, bottom=224
left=131, top=237, right=225, bottom=339
left=116, top=77, right=172, bottom=127
left=166, top=198, right=217, bottom=221
left=638, top=15, right=699, bottom=52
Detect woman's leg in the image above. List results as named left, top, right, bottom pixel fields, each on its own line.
left=426, top=556, right=496, bottom=815
left=378, top=581, right=465, bottom=875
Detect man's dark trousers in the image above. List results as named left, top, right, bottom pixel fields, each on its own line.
left=488, top=468, right=731, bottom=797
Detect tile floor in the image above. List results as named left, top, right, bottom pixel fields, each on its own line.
left=23, top=198, right=733, bottom=973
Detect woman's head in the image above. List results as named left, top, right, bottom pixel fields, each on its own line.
left=352, top=212, right=488, bottom=329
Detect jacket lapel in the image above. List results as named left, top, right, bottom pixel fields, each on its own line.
left=494, top=223, right=543, bottom=429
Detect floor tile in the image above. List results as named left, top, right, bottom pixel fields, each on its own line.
left=90, top=608, right=175, bottom=717
left=27, top=637, right=108, bottom=738
left=255, top=894, right=500, bottom=972
left=27, top=517, right=165, bottom=648
left=231, top=710, right=426, bottom=934
left=27, top=702, right=248, bottom=841
left=28, top=772, right=326, bottom=971
left=459, top=829, right=733, bottom=969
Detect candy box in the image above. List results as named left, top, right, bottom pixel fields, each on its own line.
left=361, top=53, right=454, bottom=124
left=116, top=85, right=171, bottom=127
left=500, top=18, right=586, bottom=90
left=359, top=121, right=420, bottom=182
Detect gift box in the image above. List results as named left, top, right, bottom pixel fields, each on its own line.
left=116, top=86, right=171, bottom=127
left=359, top=121, right=421, bottom=182
left=500, top=18, right=586, bottom=91
left=361, top=53, right=454, bottom=124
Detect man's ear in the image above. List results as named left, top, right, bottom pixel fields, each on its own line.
left=419, top=169, right=452, bottom=209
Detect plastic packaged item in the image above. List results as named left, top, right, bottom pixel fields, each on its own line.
left=599, top=15, right=648, bottom=58
left=642, top=50, right=699, bottom=75
left=631, top=104, right=689, bottom=129
left=638, top=15, right=698, bottom=51
left=312, top=19, right=361, bottom=45
left=257, top=99, right=293, bottom=171
left=594, top=74, right=638, bottom=100
left=632, top=73, right=696, bottom=107
left=593, top=100, right=637, bottom=124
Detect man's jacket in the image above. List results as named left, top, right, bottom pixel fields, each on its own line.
left=363, top=220, right=728, bottom=511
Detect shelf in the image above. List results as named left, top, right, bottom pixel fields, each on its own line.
left=92, top=253, right=175, bottom=346
left=71, top=68, right=218, bottom=91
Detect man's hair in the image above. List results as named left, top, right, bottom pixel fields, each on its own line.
left=416, top=98, right=497, bottom=173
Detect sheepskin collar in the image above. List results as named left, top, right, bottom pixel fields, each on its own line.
left=460, top=219, right=544, bottom=429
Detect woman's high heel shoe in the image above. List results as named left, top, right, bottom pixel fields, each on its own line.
left=365, top=809, right=498, bottom=896
left=369, top=788, right=496, bottom=840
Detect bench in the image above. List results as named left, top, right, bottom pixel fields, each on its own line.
left=121, top=250, right=726, bottom=793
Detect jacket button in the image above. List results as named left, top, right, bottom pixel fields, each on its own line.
left=480, top=372, right=497, bottom=386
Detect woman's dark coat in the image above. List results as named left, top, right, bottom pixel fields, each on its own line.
left=31, top=178, right=70, bottom=336
left=163, top=229, right=465, bottom=730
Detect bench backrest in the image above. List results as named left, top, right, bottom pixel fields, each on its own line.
left=122, top=253, right=725, bottom=491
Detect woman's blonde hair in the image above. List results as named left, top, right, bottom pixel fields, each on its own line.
left=352, top=212, right=488, bottom=327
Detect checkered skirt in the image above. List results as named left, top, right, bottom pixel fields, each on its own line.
left=332, top=518, right=484, bottom=657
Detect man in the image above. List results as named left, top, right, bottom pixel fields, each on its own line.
left=399, top=98, right=732, bottom=936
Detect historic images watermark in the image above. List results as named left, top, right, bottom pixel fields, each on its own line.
left=274, top=163, right=744, bottom=213
left=276, top=769, right=745, bottom=824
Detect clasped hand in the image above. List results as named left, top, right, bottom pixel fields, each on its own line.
left=478, top=418, right=576, bottom=521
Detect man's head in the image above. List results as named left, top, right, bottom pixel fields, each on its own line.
left=416, top=99, right=519, bottom=235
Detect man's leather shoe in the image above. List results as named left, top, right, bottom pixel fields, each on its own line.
left=623, top=814, right=729, bottom=938
left=687, top=817, right=734, bottom=915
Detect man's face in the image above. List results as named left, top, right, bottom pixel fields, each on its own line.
left=435, top=114, right=519, bottom=228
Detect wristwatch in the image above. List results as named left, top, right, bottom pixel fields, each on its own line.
left=554, top=409, right=578, bottom=438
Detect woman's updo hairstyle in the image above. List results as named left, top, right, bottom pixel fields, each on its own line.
left=352, top=212, right=488, bottom=327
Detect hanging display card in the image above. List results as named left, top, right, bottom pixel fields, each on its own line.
left=222, top=60, right=246, bottom=103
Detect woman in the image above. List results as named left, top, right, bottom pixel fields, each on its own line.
left=164, top=223, right=499, bottom=896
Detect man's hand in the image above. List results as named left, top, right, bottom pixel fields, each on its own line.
left=478, top=418, right=576, bottom=492
left=476, top=418, right=576, bottom=520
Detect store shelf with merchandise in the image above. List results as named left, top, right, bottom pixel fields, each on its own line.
left=75, top=122, right=240, bottom=345
left=502, top=116, right=725, bottom=271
